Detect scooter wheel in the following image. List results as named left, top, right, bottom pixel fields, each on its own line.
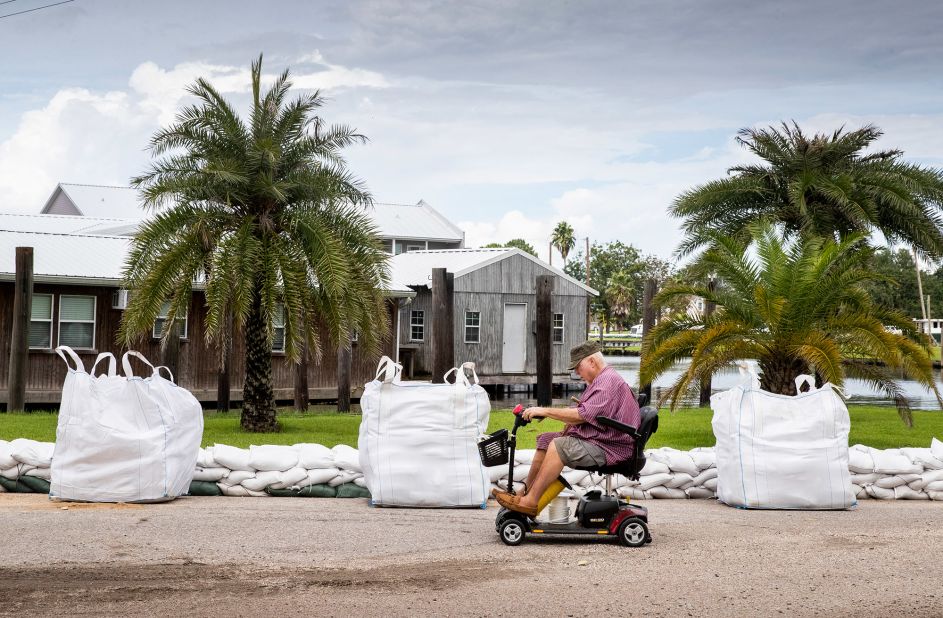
left=617, top=517, right=649, bottom=548
left=499, top=519, right=526, bottom=546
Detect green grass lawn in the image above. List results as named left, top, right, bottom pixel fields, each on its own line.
left=2, top=405, right=941, bottom=451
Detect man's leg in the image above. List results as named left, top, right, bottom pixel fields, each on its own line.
left=523, top=449, right=546, bottom=495
left=518, top=440, right=565, bottom=510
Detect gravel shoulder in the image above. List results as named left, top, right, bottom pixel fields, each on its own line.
left=0, top=494, right=940, bottom=617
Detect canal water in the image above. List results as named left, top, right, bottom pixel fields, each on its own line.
left=501, top=355, right=943, bottom=410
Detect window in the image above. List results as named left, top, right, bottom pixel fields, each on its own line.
left=58, top=295, right=95, bottom=349
left=152, top=301, right=188, bottom=339
left=464, top=311, right=480, bottom=343
left=272, top=305, right=286, bottom=352
left=553, top=313, right=564, bottom=344
left=410, top=310, right=424, bottom=341
left=29, top=293, right=53, bottom=349
left=406, top=244, right=425, bottom=253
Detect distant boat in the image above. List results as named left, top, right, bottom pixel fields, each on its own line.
left=627, top=323, right=643, bottom=338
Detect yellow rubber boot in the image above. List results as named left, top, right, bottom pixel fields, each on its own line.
left=536, top=478, right=567, bottom=515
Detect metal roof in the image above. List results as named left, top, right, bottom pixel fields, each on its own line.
left=0, top=223, right=414, bottom=296
left=366, top=200, right=465, bottom=242
left=0, top=212, right=139, bottom=236
left=390, top=248, right=598, bottom=295
left=42, top=183, right=149, bottom=219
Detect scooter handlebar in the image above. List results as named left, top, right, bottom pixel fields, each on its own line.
left=512, top=404, right=530, bottom=429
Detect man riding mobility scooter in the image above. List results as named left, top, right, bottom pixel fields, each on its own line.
left=478, top=397, right=659, bottom=547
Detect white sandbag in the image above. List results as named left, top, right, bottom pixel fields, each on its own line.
left=662, top=450, right=700, bottom=477
left=300, top=468, right=341, bottom=487
left=213, top=444, right=254, bottom=472
left=932, top=438, right=943, bottom=460
left=193, top=467, right=229, bottom=482
left=665, top=473, right=695, bottom=489
left=333, top=444, right=362, bottom=472
left=10, top=439, right=54, bottom=468
left=649, top=486, right=687, bottom=499
left=928, top=490, right=943, bottom=501
left=358, top=357, right=490, bottom=507
left=875, top=475, right=917, bottom=489
left=197, top=447, right=218, bottom=469
left=900, top=448, right=943, bottom=470
left=1, top=465, right=22, bottom=480
left=50, top=349, right=203, bottom=502
left=894, top=485, right=928, bottom=500
left=486, top=466, right=508, bottom=483
left=925, top=480, right=943, bottom=492
left=865, top=485, right=895, bottom=499
left=637, top=472, right=673, bottom=491
left=703, top=477, right=718, bottom=491
left=296, top=444, right=335, bottom=469
left=617, top=486, right=651, bottom=500
left=268, top=467, right=308, bottom=490
left=218, top=484, right=268, bottom=497
left=852, top=484, right=867, bottom=499
left=850, top=473, right=881, bottom=485
left=240, top=470, right=280, bottom=492
left=249, top=445, right=299, bottom=472
left=353, top=477, right=367, bottom=488
left=690, top=449, right=716, bottom=471
left=24, top=467, right=51, bottom=480
left=711, top=366, right=854, bottom=509
left=692, top=468, right=718, bottom=486
left=0, top=440, right=19, bottom=469
left=685, top=487, right=715, bottom=499
left=328, top=470, right=361, bottom=487
left=511, top=466, right=529, bottom=482
left=871, top=449, right=922, bottom=475
left=515, top=449, right=536, bottom=464
left=639, top=459, right=670, bottom=476
left=216, top=470, right=254, bottom=486
left=848, top=448, right=875, bottom=474
left=609, top=474, right=632, bottom=488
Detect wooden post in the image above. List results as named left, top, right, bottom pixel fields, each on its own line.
left=337, top=342, right=352, bottom=412
left=639, top=278, right=658, bottom=403
left=431, top=268, right=454, bottom=384
left=536, top=275, right=554, bottom=406
left=217, top=311, right=232, bottom=412
left=295, top=344, right=310, bottom=412
left=7, top=247, right=33, bottom=412
left=699, top=278, right=716, bottom=406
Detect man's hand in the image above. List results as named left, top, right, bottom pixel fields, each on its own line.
left=522, top=407, right=546, bottom=422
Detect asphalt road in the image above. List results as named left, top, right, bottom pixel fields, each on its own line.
left=0, top=494, right=940, bottom=617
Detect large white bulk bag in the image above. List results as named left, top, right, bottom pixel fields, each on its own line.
left=710, top=363, right=854, bottom=510
left=358, top=356, right=490, bottom=507
left=49, top=347, right=203, bottom=502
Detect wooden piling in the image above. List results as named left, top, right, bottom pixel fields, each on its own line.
left=295, top=344, right=310, bottom=412
left=640, top=277, right=657, bottom=403
left=431, top=268, right=454, bottom=383
left=536, top=275, right=554, bottom=406
left=217, top=311, right=232, bottom=412
left=160, top=319, right=181, bottom=387
left=7, top=247, right=33, bottom=412
left=337, top=343, right=352, bottom=412
left=699, top=278, right=716, bottom=406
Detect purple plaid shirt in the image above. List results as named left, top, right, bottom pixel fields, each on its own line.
left=536, top=366, right=641, bottom=465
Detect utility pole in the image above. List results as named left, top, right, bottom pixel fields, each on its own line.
left=548, top=241, right=553, bottom=266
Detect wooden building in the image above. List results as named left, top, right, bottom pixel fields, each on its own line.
left=390, top=248, right=598, bottom=383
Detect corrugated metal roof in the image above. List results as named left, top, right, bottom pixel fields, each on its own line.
left=0, top=212, right=139, bottom=236
left=52, top=184, right=149, bottom=219
left=367, top=201, right=465, bottom=242
left=390, top=248, right=598, bottom=295
left=0, top=224, right=414, bottom=295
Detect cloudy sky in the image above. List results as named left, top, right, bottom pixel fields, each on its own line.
left=1, top=0, right=942, bottom=262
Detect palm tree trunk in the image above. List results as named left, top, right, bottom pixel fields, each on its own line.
left=758, top=356, right=808, bottom=396
left=241, top=289, right=277, bottom=432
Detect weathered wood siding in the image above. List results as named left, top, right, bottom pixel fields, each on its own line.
left=0, top=282, right=396, bottom=406
left=398, top=253, right=589, bottom=378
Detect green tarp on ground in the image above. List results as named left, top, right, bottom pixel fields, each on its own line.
left=266, top=484, right=338, bottom=498
left=335, top=483, right=371, bottom=499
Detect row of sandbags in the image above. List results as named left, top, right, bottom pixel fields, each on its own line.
left=4, top=438, right=943, bottom=501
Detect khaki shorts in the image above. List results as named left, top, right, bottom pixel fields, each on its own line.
left=553, top=436, right=607, bottom=468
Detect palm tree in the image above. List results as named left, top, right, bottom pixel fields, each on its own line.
left=119, top=55, right=390, bottom=432
left=640, top=224, right=942, bottom=425
left=551, top=221, right=576, bottom=264
left=606, top=270, right=636, bottom=330
left=671, top=123, right=943, bottom=260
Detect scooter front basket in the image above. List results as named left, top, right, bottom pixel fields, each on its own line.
left=477, top=429, right=509, bottom=467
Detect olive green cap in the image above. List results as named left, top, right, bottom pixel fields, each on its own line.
left=567, top=340, right=602, bottom=370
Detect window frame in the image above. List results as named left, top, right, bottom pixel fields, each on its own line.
left=272, top=304, right=286, bottom=353
left=152, top=301, right=189, bottom=340
left=552, top=312, right=565, bottom=344
left=29, top=293, right=54, bottom=350
left=409, top=310, right=425, bottom=342
left=57, top=294, right=96, bottom=350
left=464, top=310, right=481, bottom=344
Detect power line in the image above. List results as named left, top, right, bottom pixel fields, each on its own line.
left=0, top=1, right=22, bottom=7
left=0, top=0, right=74, bottom=20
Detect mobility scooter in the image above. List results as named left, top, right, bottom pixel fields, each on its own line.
left=478, top=397, right=659, bottom=547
